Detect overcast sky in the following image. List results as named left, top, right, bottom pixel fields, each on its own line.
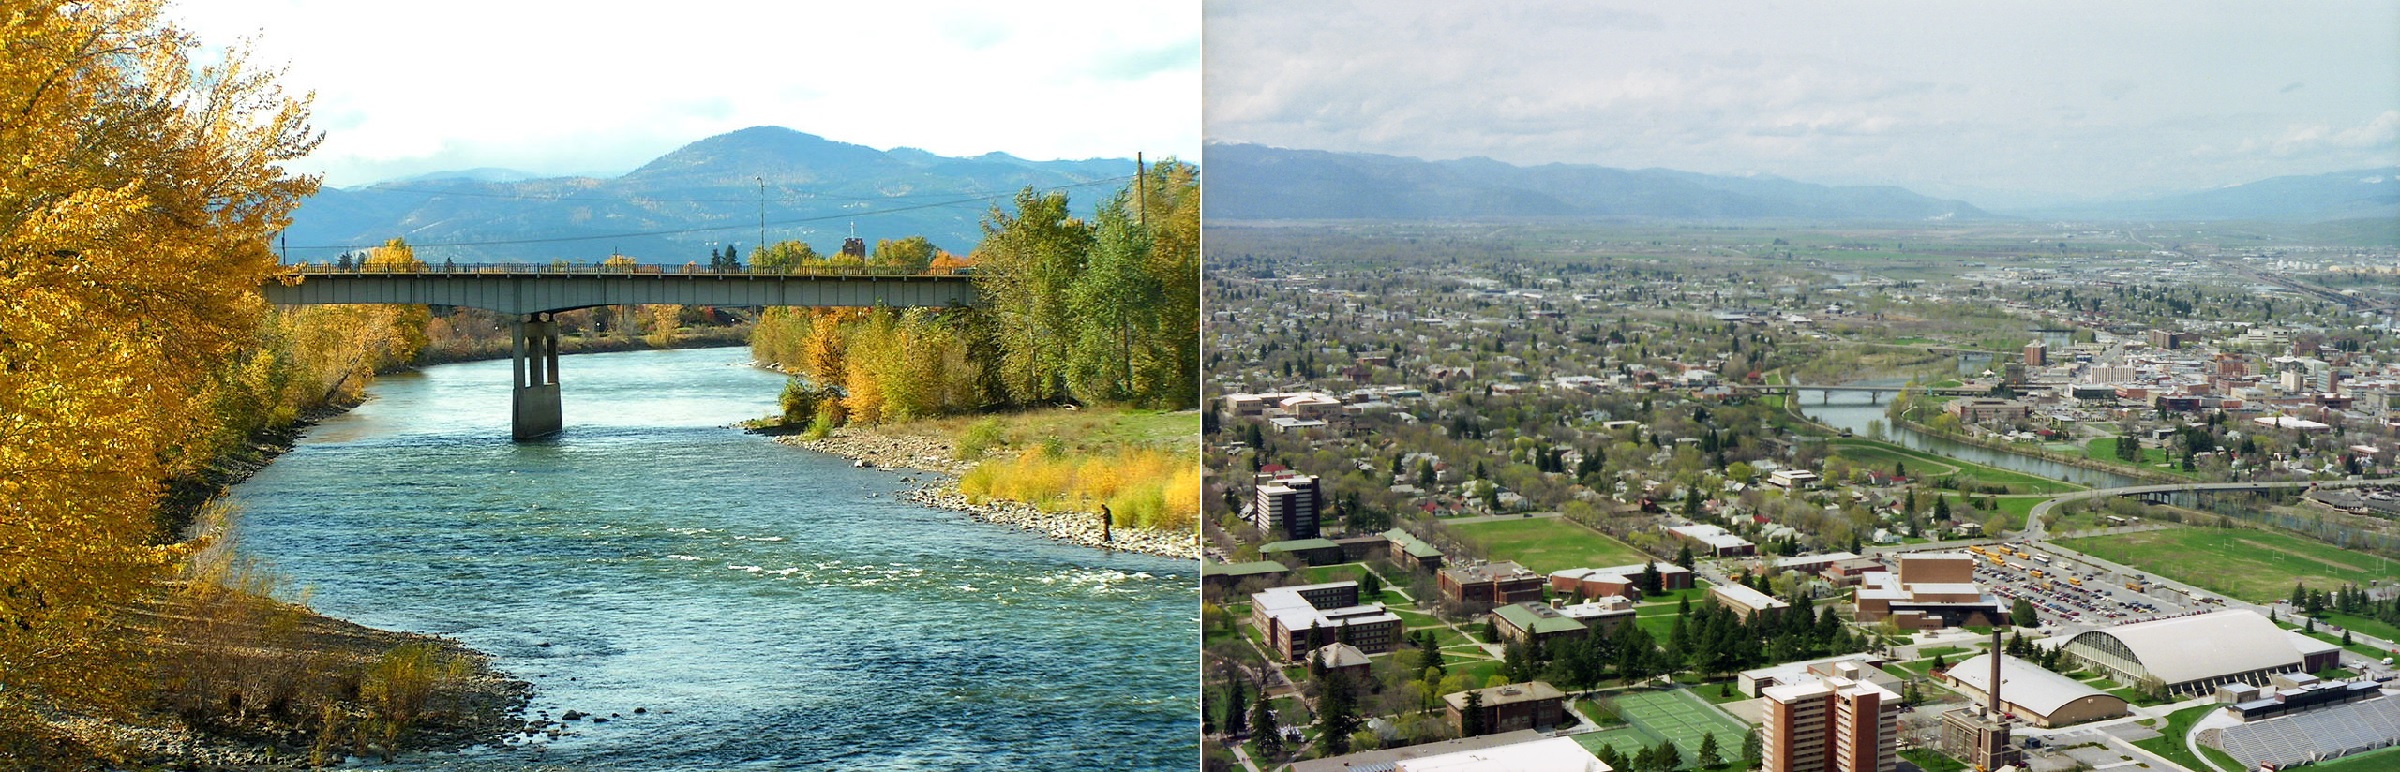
left=1205, top=1, right=2400, bottom=205
left=173, top=0, right=1198, bottom=187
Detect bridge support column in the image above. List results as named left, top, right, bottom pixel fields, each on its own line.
left=1871, top=391, right=1882, bottom=405
left=512, top=313, right=562, bottom=441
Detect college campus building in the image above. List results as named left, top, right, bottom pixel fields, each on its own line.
left=1490, top=597, right=1636, bottom=646
left=1738, top=655, right=1900, bottom=699
left=1852, top=553, right=2005, bottom=630
left=1439, top=561, right=1544, bottom=606
left=1443, top=681, right=1568, bottom=737
left=2060, top=609, right=2342, bottom=696
left=1940, top=653, right=2129, bottom=727
left=1760, top=674, right=1901, bottom=772
left=1250, top=581, right=1402, bottom=661
left=1250, top=472, right=1324, bottom=539
left=1200, top=559, right=1289, bottom=591
left=1667, top=523, right=1757, bottom=557
left=1547, top=561, right=1693, bottom=600
left=1711, top=582, right=1791, bottom=620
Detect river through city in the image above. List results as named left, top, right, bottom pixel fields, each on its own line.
left=227, top=347, right=1196, bottom=770
left=1795, top=379, right=2144, bottom=489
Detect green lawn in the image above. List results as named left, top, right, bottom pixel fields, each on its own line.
left=1899, top=748, right=1968, bottom=772
left=2084, top=437, right=2204, bottom=479
left=1573, top=689, right=1752, bottom=770
left=1449, top=517, right=1649, bottom=575
left=1827, top=438, right=2084, bottom=494
left=2311, top=745, right=2400, bottom=771
left=2320, top=610, right=2400, bottom=646
left=2133, top=703, right=2240, bottom=772
left=2060, top=526, right=2400, bottom=602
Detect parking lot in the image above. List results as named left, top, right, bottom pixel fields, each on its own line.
left=1959, top=542, right=2219, bottom=629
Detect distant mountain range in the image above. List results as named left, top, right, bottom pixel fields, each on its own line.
left=1202, top=143, right=1988, bottom=222
left=1204, top=142, right=2398, bottom=225
left=284, top=127, right=1135, bottom=264
left=2021, top=168, right=2400, bottom=222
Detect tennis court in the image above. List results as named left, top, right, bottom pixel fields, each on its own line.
left=1573, top=688, right=1750, bottom=767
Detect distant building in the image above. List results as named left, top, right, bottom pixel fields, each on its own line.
left=1853, top=553, right=2005, bottom=631
left=1711, top=582, right=1790, bottom=620
left=1258, top=538, right=1345, bottom=567
left=1381, top=527, right=1446, bottom=571
left=1945, top=398, right=2033, bottom=423
left=1941, top=653, right=2129, bottom=727
left=1548, top=562, right=1693, bottom=600
left=1250, top=472, right=1323, bottom=539
left=2023, top=339, right=2048, bottom=367
left=1761, top=674, right=1900, bottom=772
left=1200, top=559, right=1289, bottom=591
left=2148, top=329, right=2189, bottom=350
left=1439, top=561, right=1544, bottom=606
left=1444, top=681, right=1567, bottom=737
left=1667, top=523, right=1756, bottom=557
left=1767, top=469, right=1821, bottom=490
left=1250, top=581, right=1402, bottom=661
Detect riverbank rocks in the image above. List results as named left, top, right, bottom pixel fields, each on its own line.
left=777, top=429, right=977, bottom=476
left=907, top=486, right=1202, bottom=561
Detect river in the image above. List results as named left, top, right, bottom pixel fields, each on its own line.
left=1794, top=379, right=2143, bottom=489
left=227, top=347, right=1196, bottom=770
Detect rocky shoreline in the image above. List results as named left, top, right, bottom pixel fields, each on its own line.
left=778, top=428, right=1202, bottom=561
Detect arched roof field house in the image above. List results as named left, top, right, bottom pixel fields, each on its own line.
left=2061, top=610, right=2321, bottom=696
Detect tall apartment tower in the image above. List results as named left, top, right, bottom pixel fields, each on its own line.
left=1760, top=674, right=1900, bottom=772
left=2023, top=339, right=2047, bottom=367
left=1251, top=473, right=1323, bottom=539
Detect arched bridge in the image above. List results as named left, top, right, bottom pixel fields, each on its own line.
left=2024, top=478, right=2393, bottom=539
left=262, top=264, right=980, bottom=441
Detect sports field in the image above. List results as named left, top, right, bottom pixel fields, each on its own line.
left=1449, top=518, right=1648, bottom=575
left=2060, top=526, right=2399, bottom=602
left=1573, top=688, right=1750, bottom=768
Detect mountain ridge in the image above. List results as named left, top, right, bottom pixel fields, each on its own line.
left=285, top=127, right=1141, bottom=264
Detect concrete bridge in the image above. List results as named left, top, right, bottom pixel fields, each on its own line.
left=2023, top=478, right=2393, bottom=540
left=262, top=264, right=979, bottom=440
left=1732, top=383, right=1990, bottom=404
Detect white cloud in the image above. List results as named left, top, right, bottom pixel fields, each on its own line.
left=170, top=0, right=1199, bottom=186
left=1205, top=0, right=2400, bottom=200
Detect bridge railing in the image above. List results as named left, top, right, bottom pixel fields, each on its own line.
left=281, top=262, right=975, bottom=278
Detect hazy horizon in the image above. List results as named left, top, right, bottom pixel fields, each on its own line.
left=1205, top=1, right=2399, bottom=207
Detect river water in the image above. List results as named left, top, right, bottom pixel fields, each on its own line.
left=1794, top=380, right=2143, bottom=489
left=227, top=347, right=1196, bottom=770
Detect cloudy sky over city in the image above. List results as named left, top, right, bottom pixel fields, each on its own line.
left=174, top=0, right=1199, bottom=187
left=1205, top=1, right=2399, bottom=205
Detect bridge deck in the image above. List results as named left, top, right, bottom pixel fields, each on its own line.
left=263, top=265, right=978, bottom=315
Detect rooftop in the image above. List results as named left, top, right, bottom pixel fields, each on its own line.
left=2067, top=609, right=2303, bottom=686
left=1443, top=681, right=1567, bottom=710
left=1200, top=560, right=1289, bottom=578
left=1945, top=653, right=2123, bottom=718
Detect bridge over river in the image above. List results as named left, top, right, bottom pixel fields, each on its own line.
left=263, top=264, right=978, bottom=440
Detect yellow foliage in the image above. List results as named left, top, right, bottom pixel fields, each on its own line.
left=0, top=0, right=319, bottom=736
left=958, top=447, right=1198, bottom=532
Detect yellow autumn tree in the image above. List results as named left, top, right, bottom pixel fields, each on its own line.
left=0, top=0, right=319, bottom=744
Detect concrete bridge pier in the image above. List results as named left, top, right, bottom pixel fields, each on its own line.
left=512, top=313, right=562, bottom=441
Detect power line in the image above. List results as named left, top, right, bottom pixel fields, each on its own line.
left=286, top=175, right=1134, bottom=252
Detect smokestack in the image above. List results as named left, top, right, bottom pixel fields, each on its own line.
left=1989, top=627, right=2004, bottom=720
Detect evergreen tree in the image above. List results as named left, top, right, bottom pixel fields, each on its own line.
left=1640, top=561, right=1664, bottom=596
left=1460, top=689, right=1485, bottom=736
left=1676, top=542, right=1696, bottom=569
left=1225, top=679, right=1248, bottom=738
left=1656, top=740, right=1683, bottom=771
left=1360, top=570, right=1383, bottom=600
left=1250, top=696, right=1281, bottom=757
left=1742, top=728, right=1763, bottom=766
left=1697, top=731, right=1723, bottom=769
left=1316, top=669, right=1357, bottom=755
